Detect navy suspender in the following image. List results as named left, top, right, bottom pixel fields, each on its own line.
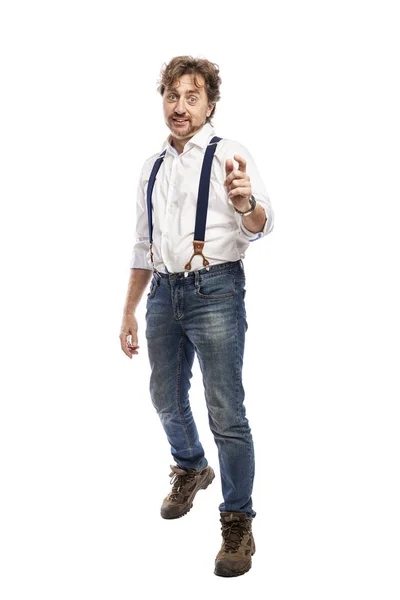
left=184, top=135, right=222, bottom=271
left=146, top=135, right=222, bottom=273
left=146, top=148, right=167, bottom=268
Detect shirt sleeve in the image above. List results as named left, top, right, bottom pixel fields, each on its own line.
left=129, top=167, right=152, bottom=270
left=234, top=143, right=275, bottom=242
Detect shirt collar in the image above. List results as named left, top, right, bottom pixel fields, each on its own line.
left=162, top=122, right=215, bottom=155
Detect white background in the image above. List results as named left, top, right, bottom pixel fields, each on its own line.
left=1, top=1, right=399, bottom=598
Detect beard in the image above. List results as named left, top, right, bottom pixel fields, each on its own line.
left=169, top=118, right=198, bottom=138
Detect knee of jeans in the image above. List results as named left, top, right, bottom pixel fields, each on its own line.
left=151, top=401, right=179, bottom=428
left=150, top=381, right=171, bottom=414
left=207, top=408, right=250, bottom=437
left=150, top=393, right=174, bottom=415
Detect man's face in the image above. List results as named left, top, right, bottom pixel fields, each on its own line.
left=163, top=73, right=214, bottom=143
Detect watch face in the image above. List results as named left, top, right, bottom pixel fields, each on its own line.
left=244, top=196, right=256, bottom=215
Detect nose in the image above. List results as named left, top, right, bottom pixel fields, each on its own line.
left=174, top=96, right=187, bottom=115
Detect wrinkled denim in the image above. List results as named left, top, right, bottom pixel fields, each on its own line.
left=145, top=260, right=256, bottom=519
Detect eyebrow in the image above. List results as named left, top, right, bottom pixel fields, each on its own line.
left=166, top=88, right=202, bottom=95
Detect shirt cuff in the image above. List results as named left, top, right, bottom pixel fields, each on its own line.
left=239, top=205, right=271, bottom=242
left=129, top=251, right=152, bottom=269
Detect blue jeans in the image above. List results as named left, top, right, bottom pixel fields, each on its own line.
left=145, top=260, right=256, bottom=520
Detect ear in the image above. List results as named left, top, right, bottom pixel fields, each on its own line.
left=207, top=104, right=215, bottom=118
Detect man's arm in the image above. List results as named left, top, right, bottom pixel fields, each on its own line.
left=123, top=267, right=153, bottom=315
left=121, top=160, right=154, bottom=358
left=223, top=145, right=274, bottom=241
left=120, top=268, right=152, bottom=358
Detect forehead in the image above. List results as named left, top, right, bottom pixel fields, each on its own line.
left=166, top=73, right=206, bottom=94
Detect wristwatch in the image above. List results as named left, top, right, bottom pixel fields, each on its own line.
left=233, top=194, right=257, bottom=217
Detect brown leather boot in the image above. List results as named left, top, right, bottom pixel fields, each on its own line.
left=214, top=511, right=256, bottom=577
left=160, top=464, right=215, bottom=519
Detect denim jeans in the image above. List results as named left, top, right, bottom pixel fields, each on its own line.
left=145, top=259, right=256, bottom=519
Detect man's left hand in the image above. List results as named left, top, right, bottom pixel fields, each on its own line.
left=224, top=154, right=252, bottom=212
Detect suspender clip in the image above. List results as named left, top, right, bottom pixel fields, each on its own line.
left=184, top=241, right=210, bottom=273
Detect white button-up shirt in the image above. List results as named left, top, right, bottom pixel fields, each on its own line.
left=130, top=122, right=274, bottom=273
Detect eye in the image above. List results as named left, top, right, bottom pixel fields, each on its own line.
left=189, top=96, right=197, bottom=102
left=167, top=93, right=177, bottom=100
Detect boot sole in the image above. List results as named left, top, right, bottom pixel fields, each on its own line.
left=214, top=546, right=256, bottom=577
left=214, top=563, right=251, bottom=577
left=161, top=468, right=215, bottom=519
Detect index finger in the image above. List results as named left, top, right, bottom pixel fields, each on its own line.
left=234, top=154, right=247, bottom=173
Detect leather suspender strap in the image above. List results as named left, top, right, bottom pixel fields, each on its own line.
left=184, top=135, right=222, bottom=272
left=146, top=149, right=166, bottom=270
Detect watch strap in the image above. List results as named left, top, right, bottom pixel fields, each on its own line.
left=233, top=194, right=257, bottom=216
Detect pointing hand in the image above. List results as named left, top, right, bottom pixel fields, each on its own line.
left=224, top=154, right=252, bottom=212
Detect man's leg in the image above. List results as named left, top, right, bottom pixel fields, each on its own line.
left=183, top=265, right=256, bottom=520
left=145, top=275, right=208, bottom=472
left=182, top=263, right=256, bottom=575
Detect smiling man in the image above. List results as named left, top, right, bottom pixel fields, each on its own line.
left=120, top=56, right=274, bottom=577
left=166, top=80, right=208, bottom=143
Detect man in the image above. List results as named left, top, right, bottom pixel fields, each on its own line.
left=120, top=56, right=274, bottom=577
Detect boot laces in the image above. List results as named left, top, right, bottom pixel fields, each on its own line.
left=221, top=520, right=250, bottom=553
left=169, top=468, right=197, bottom=501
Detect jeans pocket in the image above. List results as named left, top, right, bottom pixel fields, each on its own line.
left=194, top=272, right=236, bottom=300
left=147, top=277, right=159, bottom=299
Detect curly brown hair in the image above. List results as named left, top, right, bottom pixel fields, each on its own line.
left=157, top=55, right=222, bottom=125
